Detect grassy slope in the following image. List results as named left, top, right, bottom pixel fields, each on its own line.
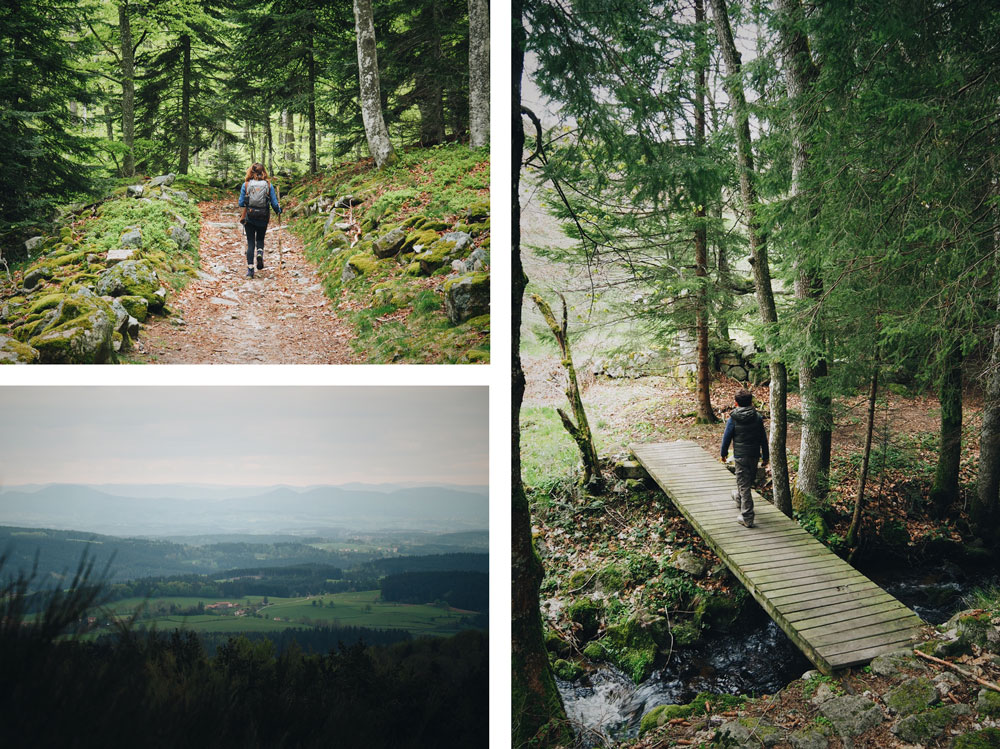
left=288, top=144, right=490, bottom=363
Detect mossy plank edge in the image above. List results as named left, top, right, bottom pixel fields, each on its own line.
left=630, top=440, right=923, bottom=676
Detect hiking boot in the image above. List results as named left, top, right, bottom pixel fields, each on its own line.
left=737, top=515, right=754, bottom=529
left=247, top=266, right=254, bottom=279
left=256, top=251, right=264, bottom=270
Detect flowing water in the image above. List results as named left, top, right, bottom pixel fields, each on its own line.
left=558, top=562, right=999, bottom=744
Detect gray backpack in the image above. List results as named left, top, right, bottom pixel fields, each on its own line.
left=246, top=179, right=270, bottom=221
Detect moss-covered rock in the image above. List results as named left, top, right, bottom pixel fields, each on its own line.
left=342, top=252, right=379, bottom=282
left=891, top=703, right=970, bottom=743
left=415, top=232, right=472, bottom=275
left=465, top=201, right=489, bottom=223
left=949, top=609, right=1000, bottom=653
left=26, top=291, right=115, bottom=364
left=552, top=658, right=584, bottom=681
left=602, top=616, right=658, bottom=684
left=596, top=564, right=625, bottom=593
left=976, top=687, right=1000, bottom=717
left=670, top=621, right=703, bottom=647
left=117, top=295, right=149, bottom=323
left=544, top=629, right=572, bottom=658
left=372, top=227, right=406, bottom=258
left=443, top=271, right=489, bottom=324
left=325, top=229, right=351, bottom=251
left=715, top=718, right=782, bottom=747
left=954, top=727, right=1000, bottom=748
left=0, top=335, right=40, bottom=364
left=22, top=265, right=54, bottom=290
left=787, top=721, right=833, bottom=749
left=885, top=676, right=937, bottom=715
left=95, top=259, right=162, bottom=309
left=401, top=229, right=439, bottom=253
left=870, top=648, right=927, bottom=677
left=693, top=592, right=744, bottom=633
left=639, top=703, right=693, bottom=735
left=566, top=569, right=595, bottom=592
left=566, top=598, right=602, bottom=641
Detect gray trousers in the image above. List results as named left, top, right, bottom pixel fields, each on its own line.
left=734, top=460, right=756, bottom=524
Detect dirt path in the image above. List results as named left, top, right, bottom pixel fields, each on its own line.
left=139, top=200, right=358, bottom=364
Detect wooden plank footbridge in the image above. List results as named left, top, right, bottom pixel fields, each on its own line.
left=631, top=440, right=924, bottom=674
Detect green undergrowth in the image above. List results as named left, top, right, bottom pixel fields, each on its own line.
left=288, top=144, right=489, bottom=364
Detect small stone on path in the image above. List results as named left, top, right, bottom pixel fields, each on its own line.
left=210, top=297, right=239, bottom=307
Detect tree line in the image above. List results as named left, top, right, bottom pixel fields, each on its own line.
left=1, top=0, right=489, bottom=242
left=514, top=0, right=1000, bottom=743
left=379, top=570, right=489, bottom=611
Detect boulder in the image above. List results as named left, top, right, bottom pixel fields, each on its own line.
left=153, top=287, right=167, bottom=310
left=126, top=185, right=144, bottom=198
left=149, top=173, right=175, bottom=187
left=891, top=703, right=970, bottom=743
left=117, top=295, right=149, bottom=323
left=22, top=265, right=53, bottom=290
left=126, top=316, right=140, bottom=340
left=120, top=226, right=142, bottom=247
left=325, top=230, right=350, bottom=252
left=26, top=290, right=115, bottom=364
left=728, top=365, right=748, bottom=381
left=977, top=687, right=1000, bottom=717
left=342, top=253, right=378, bottom=282
left=0, top=335, right=40, bottom=364
left=443, top=272, right=489, bottom=324
left=335, top=194, right=363, bottom=209
left=818, top=694, right=884, bottom=738
left=466, top=201, right=489, bottom=223
left=106, top=249, right=135, bottom=264
left=106, top=297, right=130, bottom=335
left=869, top=648, right=926, bottom=677
left=170, top=225, right=191, bottom=250
left=885, top=676, right=938, bottom=715
left=668, top=549, right=709, bottom=577
left=24, top=236, right=45, bottom=255
left=788, top=722, right=833, bottom=749
left=372, top=228, right=407, bottom=259
left=170, top=212, right=187, bottom=229
left=715, top=719, right=782, bottom=748
left=95, top=259, right=161, bottom=309
left=168, top=188, right=190, bottom=202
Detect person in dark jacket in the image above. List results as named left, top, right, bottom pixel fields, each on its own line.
left=238, top=162, right=282, bottom=279
left=720, top=388, right=769, bottom=528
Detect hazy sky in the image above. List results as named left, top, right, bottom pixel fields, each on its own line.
left=0, top=387, right=488, bottom=487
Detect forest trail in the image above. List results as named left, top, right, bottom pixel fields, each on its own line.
left=139, top=200, right=358, bottom=364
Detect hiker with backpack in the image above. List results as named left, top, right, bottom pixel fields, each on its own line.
left=719, top=388, right=770, bottom=528
left=238, top=163, right=282, bottom=278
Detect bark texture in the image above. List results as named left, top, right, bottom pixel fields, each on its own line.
left=512, top=1, right=570, bottom=743
left=975, top=292, right=1000, bottom=540
left=847, top=368, right=879, bottom=549
left=353, top=0, right=397, bottom=169
left=777, top=0, right=832, bottom=505
left=694, top=0, right=716, bottom=424
left=119, top=1, right=135, bottom=177
left=468, top=0, right=490, bottom=147
left=179, top=34, right=191, bottom=174
left=307, top=30, right=318, bottom=173
left=710, top=0, right=791, bottom=515
left=532, top=294, right=603, bottom=485
left=931, top=342, right=963, bottom=516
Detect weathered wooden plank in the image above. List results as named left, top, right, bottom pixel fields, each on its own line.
left=630, top=440, right=923, bottom=674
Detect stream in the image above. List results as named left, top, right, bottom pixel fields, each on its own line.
left=557, top=561, right=999, bottom=744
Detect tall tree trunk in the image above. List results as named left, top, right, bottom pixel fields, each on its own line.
left=777, top=0, right=832, bottom=505
left=265, top=109, right=274, bottom=177
left=282, top=110, right=293, bottom=162
left=512, top=0, right=570, bottom=743
left=119, top=0, right=135, bottom=177
left=710, top=0, right=791, bottom=515
left=179, top=34, right=191, bottom=174
left=931, top=341, right=963, bottom=516
left=307, top=29, right=318, bottom=173
left=975, top=288, right=1000, bottom=541
left=847, top=367, right=879, bottom=550
left=417, top=5, right=445, bottom=146
left=694, top=0, right=717, bottom=424
left=104, top=102, right=113, bottom=140
left=353, top=0, right=396, bottom=169
left=467, top=0, right=489, bottom=147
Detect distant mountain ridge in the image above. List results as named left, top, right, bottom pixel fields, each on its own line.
left=0, top=483, right=488, bottom=536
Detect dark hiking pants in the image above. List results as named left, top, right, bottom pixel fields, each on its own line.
left=245, top=222, right=267, bottom=266
left=734, top=459, right=756, bottom=524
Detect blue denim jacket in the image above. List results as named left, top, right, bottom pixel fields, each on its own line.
left=239, top=181, right=282, bottom=226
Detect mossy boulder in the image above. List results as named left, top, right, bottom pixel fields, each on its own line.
left=602, top=616, right=658, bottom=684
left=716, top=718, right=783, bottom=747
left=891, top=703, right=970, bottom=743
left=372, top=227, right=407, bottom=259
left=870, top=648, right=927, bottom=677
left=976, top=687, right=1000, bottom=717
left=95, top=259, right=162, bottom=310
left=325, top=230, right=351, bottom=252
left=669, top=549, right=709, bottom=578
left=415, top=232, right=472, bottom=275
left=885, top=676, right=937, bottom=715
left=583, top=640, right=605, bottom=660
left=544, top=629, right=572, bottom=658
left=670, top=621, right=703, bottom=647
left=342, top=252, right=379, bottom=282
left=401, top=229, right=439, bottom=253
left=787, top=721, right=833, bottom=749
left=465, top=201, right=489, bottom=223
left=818, top=694, right=884, bottom=737
left=693, top=592, right=744, bottom=633
left=0, top=335, right=39, bottom=364
left=948, top=609, right=1000, bottom=653
left=117, top=295, right=149, bottom=323
left=566, top=569, right=594, bottom=592
left=415, top=218, right=450, bottom=231
left=566, top=598, right=602, bottom=641
left=26, top=290, right=115, bottom=364
left=443, top=272, right=489, bottom=324
left=639, top=703, right=693, bottom=735
left=955, top=727, right=1000, bottom=748
left=22, top=265, right=54, bottom=290
left=552, top=659, right=584, bottom=681
left=596, top=564, right=626, bottom=593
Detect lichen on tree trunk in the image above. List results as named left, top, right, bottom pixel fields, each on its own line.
left=467, top=0, right=490, bottom=147
left=532, top=293, right=602, bottom=487
left=353, top=0, right=397, bottom=170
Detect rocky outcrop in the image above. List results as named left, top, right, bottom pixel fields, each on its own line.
left=443, top=272, right=489, bottom=324
left=20, top=288, right=116, bottom=364
left=95, top=259, right=164, bottom=310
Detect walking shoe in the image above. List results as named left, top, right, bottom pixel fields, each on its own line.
left=256, top=251, right=264, bottom=270
left=737, top=515, right=754, bottom=528
left=247, top=266, right=254, bottom=279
